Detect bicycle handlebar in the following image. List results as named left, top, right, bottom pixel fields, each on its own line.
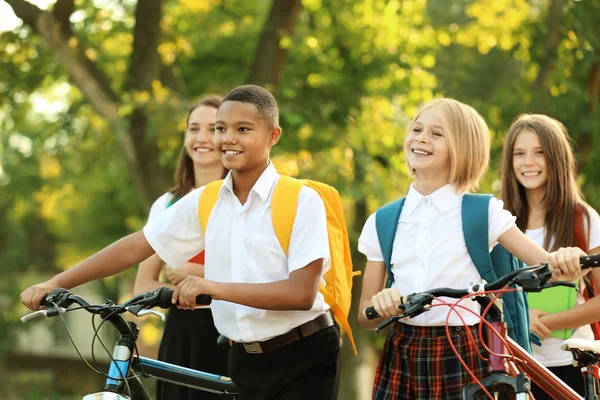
left=364, top=254, right=600, bottom=321
left=34, top=286, right=211, bottom=319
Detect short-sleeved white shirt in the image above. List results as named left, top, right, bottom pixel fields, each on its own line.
left=148, top=192, right=173, bottom=222
left=530, top=206, right=600, bottom=367
left=143, top=163, right=331, bottom=342
left=358, top=184, right=516, bottom=326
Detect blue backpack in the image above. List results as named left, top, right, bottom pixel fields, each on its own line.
left=375, top=193, right=534, bottom=353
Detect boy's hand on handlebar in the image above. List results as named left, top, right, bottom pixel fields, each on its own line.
left=529, top=308, right=551, bottom=340
left=172, top=276, right=215, bottom=309
left=371, top=288, right=403, bottom=318
left=548, top=247, right=588, bottom=280
left=20, top=279, right=60, bottom=311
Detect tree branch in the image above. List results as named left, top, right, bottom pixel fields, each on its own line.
left=5, top=0, right=42, bottom=33
left=5, top=0, right=170, bottom=211
left=247, top=0, right=302, bottom=87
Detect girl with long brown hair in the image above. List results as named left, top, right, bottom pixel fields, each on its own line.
left=501, top=113, right=600, bottom=398
left=134, top=95, right=230, bottom=400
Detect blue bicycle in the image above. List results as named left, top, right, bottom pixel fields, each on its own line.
left=21, top=286, right=238, bottom=399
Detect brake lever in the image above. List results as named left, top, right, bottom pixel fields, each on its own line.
left=20, top=310, right=48, bottom=323
left=513, top=268, right=554, bottom=292
left=376, top=314, right=406, bottom=333
left=375, top=293, right=434, bottom=333
left=21, top=307, right=66, bottom=323
left=137, top=309, right=166, bottom=321
left=127, top=305, right=147, bottom=315
left=542, top=281, right=577, bottom=290
left=402, top=293, right=434, bottom=318
left=125, top=304, right=166, bottom=321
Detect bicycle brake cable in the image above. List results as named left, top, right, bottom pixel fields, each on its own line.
left=90, top=304, right=134, bottom=396
left=51, top=301, right=105, bottom=375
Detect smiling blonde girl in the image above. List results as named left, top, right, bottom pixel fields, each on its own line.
left=358, top=99, right=586, bottom=400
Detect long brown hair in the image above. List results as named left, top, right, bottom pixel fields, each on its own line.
left=169, top=95, right=226, bottom=200
left=500, top=114, right=590, bottom=251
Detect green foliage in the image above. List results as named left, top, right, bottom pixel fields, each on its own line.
left=1, top=0, right=599, bottom=397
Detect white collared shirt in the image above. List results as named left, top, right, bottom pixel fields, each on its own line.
left=143, top=163, right=331, bottom=342
left=358, top=183, right=516, bottom=326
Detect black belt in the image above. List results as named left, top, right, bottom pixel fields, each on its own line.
left=234, top=312, right=334, bottom=354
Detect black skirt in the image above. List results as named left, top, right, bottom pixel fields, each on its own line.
left=156, top=307, right=232, bottom=400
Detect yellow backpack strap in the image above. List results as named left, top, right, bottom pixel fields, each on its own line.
left=271, top=176, right=303, bottom=255
left=198, top=180, right=224, bottom=233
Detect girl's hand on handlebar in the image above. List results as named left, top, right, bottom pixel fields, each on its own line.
left=172, top=276, right=215, bottom=309
left=20, top=279, right=60, bottom=311
left=548, top=247, right=588, bottom=279
left=165, top=263, right=200, bottom=285
left=371, top=288, right=403, bottom=319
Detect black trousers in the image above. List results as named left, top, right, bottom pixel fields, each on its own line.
left=229, top=324, right=340, bottom=400
left=530, top=364, right=585, bottom=399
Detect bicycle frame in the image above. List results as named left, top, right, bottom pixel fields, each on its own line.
left=81, top=314, right=238, bottom=400
left=507, top=337, right=581, bottom=400
left=131, top=355, right=237, bottom=396
left=461, top=295, right=583, bottom=400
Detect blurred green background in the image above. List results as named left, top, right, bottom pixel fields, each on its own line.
left=1, top=0, right=599, bottom=399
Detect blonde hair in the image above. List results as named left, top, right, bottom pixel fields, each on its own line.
left=408, top=98, right=490, bottom=192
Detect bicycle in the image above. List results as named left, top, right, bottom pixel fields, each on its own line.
left=364, top=254, right=600, bottom=399
left=20, top=286, right=238, bottom=400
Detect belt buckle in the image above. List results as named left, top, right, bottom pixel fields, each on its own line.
left=242, top=342, right=263, bottom=354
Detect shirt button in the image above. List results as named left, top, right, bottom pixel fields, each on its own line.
left=420, top=262, right=425, bottom=268
left=423, top=197, right=430, bottom=205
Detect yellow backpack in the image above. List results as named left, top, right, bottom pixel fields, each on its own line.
left=198, top=176, right=359, bottom=355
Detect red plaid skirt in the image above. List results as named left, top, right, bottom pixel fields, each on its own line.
left=373, top=322, right=488, bottom=400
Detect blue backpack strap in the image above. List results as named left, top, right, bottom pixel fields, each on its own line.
left=462, top=194, right=496, bottom=283
left=375, top=198, right=406, bottom=288
left=463, top=194, right=534, bottom=353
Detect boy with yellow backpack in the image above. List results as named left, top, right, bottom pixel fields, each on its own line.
left=21, top=84, right=357, bottom=400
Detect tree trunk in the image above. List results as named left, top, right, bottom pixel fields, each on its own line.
left=338, top=154, right=377, bottom=400
left=531, top=0, right=565, bottom=113
left=125, top=0, right=171, bottom=209
left=247, top=0, right=302, bottom=88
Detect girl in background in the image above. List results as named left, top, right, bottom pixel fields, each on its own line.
left=500, top=113, right=600, bottom=398
left=134, top=95, right=230, bottom=400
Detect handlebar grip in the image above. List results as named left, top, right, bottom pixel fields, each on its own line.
left=581, top=254, right=600, bottom=268
left=156, top=287, right=212, bottom=308
left=364, top=294, right=410, bottom=320
left=195, top=294, right=212, bottom=305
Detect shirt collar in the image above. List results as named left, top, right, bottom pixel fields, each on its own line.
left=221, top=161, right=279, bottom=201
left=403, top=183, right=463, bottom=215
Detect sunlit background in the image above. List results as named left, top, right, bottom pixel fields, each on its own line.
left=1, top=0, right=599, bottom=399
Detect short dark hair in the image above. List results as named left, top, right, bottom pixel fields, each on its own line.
left=222, top=84, right=279, bottom=127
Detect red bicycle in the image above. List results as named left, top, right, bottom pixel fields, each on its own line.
left=365, top=254, right=600, bottom=399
